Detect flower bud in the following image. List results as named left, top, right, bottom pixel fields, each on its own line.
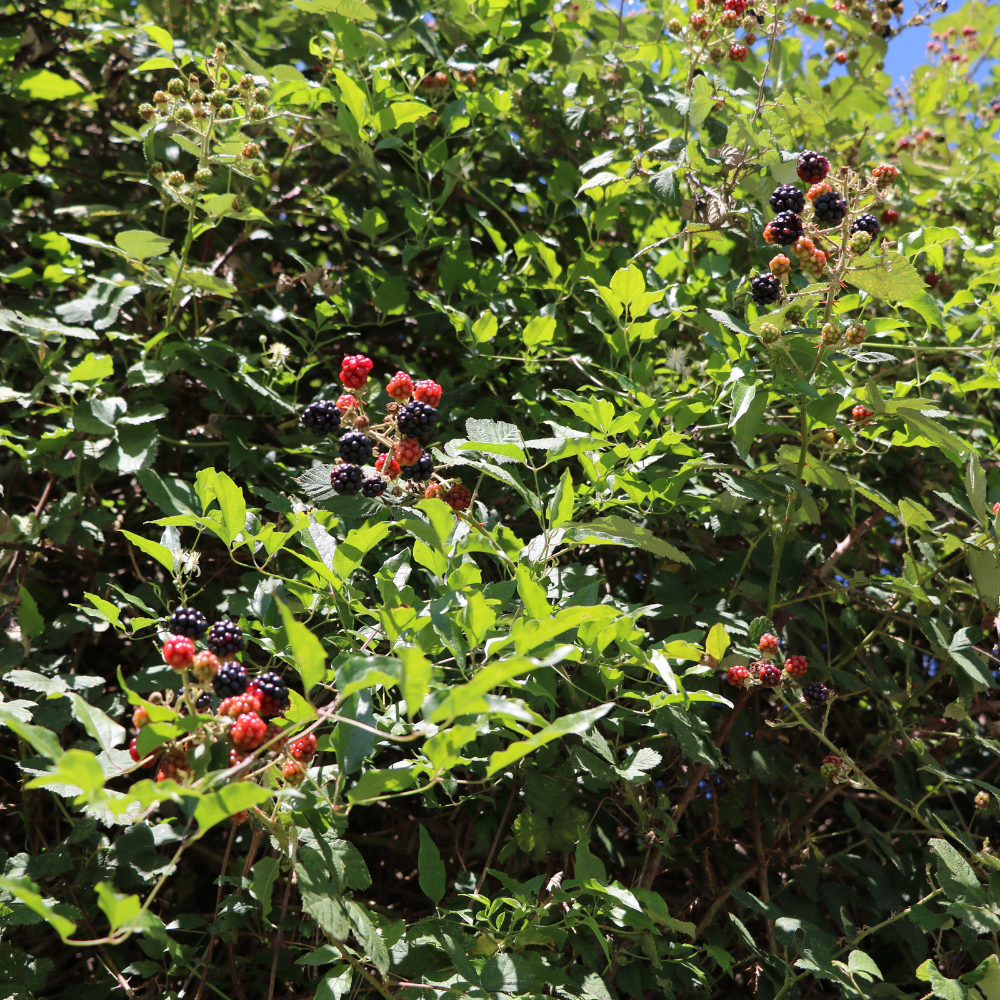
left=150, top=161, right=165, bottom=175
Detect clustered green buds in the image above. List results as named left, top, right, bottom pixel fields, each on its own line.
left=821, top=322, right=842, bottom=346
left=250, top=104, right=267, bottom=121
left=219, top=103, right=235, bottom=118
left=844, top=323, right=865, bottom=345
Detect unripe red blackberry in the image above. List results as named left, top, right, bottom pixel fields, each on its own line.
left=133, top=705, right=150, bottom=729
left=758, top=633, right=780, bottom=656
left=851, top=404, right=873, bottom=421
left=394, top=437, right=423, bottom=467
left=880, top=208, right=898, bottom=225
left=690, top=12, right=706, bottom=26
left=231, top=711, right=267, bottom=750
left=130, top=738, right=155, bottom=767
left=375, top=451, right=401, bottom=479
left=157, top=748, right=191, bottom=783
left=242, top=141, right=260, bottom=159
left=769, top=254, right=791, bottom=276
left=726, top=664, right=749, bottom=687
left=791, top=236, right=815, bottom=258
left=340, top=354, right=373, bottom=389
left=219, top=690, right=262, bottom=717
left=163, top=634, right=196, bottom=670
left=290, top=733, right=317, bottom=761
left=975, top=790, right=991, bottom=809
left=336, top=394, right=358, bottom=412
left=797, top=150, right=830, bottom=184
left=192, top=650, right=221, bottom=685
left=446, top=483, right=473, bottom=511
left=759, top=663, right=782, bottom=687
left=283, top=760, right=307, bottom=785
left=728, top=43, right=748, bottom=61
left=820, top=754, right=842, bottom=779
left=872, top=163, right=898, bottom=187
left=386, top=371, right=414, bottom=400
left=784, top=654, right=808, bottom=678
left=413, top=379, right=443, bottom=406
left=424, top=482, right=447, bottom=500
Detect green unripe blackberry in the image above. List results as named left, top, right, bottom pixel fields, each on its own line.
left=250, top=104, right=267, bottom=121
left=138, top=103, right=156, bottom=121
left=219, top=103, right=234, bottom=117
left=167, top=171, right=185, bottom=188
left=150, top=161, right=165, bottom=175
left=174, top=107, right=193, bottom=122
left=209, top=90, right=226, bottom=108
left=167, top=77, right=187, bottom=96
left=253, top=86, right=269, bottom=102
left=850, top=231, right=871, bottom=254
left=194, top=166, right=214, bottom=186
left=759, top=322, right=781, bottom=344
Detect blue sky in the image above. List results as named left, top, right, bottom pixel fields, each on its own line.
left=881, top=0, right=971, bottom=84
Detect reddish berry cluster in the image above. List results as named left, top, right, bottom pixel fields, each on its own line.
left=339, top=355, right=374, bottom=389
left=162, top=634, right=196, bottom=670
left=394, top=437, right=423, bottom=467
left=758, top=634, right=780, bottom=657
left=290, top=734, right=317, bottom=761
left=231, top=712, right=268, bottom=750
left=219, top=691, right=262, bottom=717
left=784, top=654, right=808, bottom=679
left=851, top=404, right=873, bottom=422
left=336, top=394, right=358, bottom=411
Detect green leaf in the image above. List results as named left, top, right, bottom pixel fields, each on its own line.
left=213, top=471, right=247, bottom=545
left=12, top=69, right=84, bottom=100
left=294, top=0, right=377, bottom=19
left=121, top=530, right=175, bottom=572
left=564, top=516, right=693, bottom=565
left=114, top=230, right=172, bottom=260
left=346, top=768, right=418, bottom=803
left=706, top=623, right=731, bottom=662
left=377, top=101, right=433, bottom=132
left=486, top=703, right=614, bottom=776
left=68, top=353, right=114, bottom=383
left=548, top=468, right=575, bottom=528
left=95, top=882, right=142, bottom=933
left=424, top=724, right=477, bottom=772
left=251, top=857, right=281, bottom=922
left=399, top=646, right=432, bottom=719
left=0, top=704, right=64, bottom=760
left=194, top=783, right=272, bottom=834
left=729, top=381, right=767, bottom=463
left=417, top=825, right=446, bottom=903
left=429, top=657, right=538, bottom=723
left=516, top=564, right=552, bottom=619
left=26, top=748, right=106, bottom=797
left=845, top=252, right=927, bottom=302
left=143, top=23, right=174, bottom=51
left=0, top=877, right=77, bottom=940
left=278, top=602, right=327, bottom=696
left=67, top=693, right=125, bottom=752
left=333, top=69, right=371, bottom=126
left=16, top=586, right=44, bottom=637
left=929, top=838, right=984, bottom=904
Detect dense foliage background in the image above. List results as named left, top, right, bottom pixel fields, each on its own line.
left=3, top=0, right=1000, bottom=998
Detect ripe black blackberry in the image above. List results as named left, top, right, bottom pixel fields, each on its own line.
left=813, top=189, right=848, bottom=226
left=750, top=273, right=782, bottom=306
left=361, top=476, right=387, bottom=498
left=339, top=431, right=373, bottom=464
left=769, top=185, right=805, bottom=214
left=767, top=210, right=804, bottom=245
left=803, top=681, right=830, bottom=706
left=408, top=451, right=435, bottom=482
left=206, top=620, right=244, bottom=659
left=253, top=671, right=289, bottom=716
left=850, top=213, right=880, bottom=239
left=169, top=606, right=207, bottom=639
left=397, top=401, right=438, bottom=443
left=195, top=690, right=212, bottom=712
left=331, top=464, right=363, bottom=495
left=797, top=150, right=830, bottom=184
left=214, top=662, right=249, bottom=698
left=301, top=400, right=342, bottom=435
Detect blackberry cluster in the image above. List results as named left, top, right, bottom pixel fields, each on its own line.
left=214, top=662, right=249, bottom=698
left=813, top=190, right=848, bottom=225
left=206, top=621, right=244, bottom=658
left=339, top=432, right=373, bottom=464
left=361, top=476, right=387, bottom=498
left=769, top=185, right=805, bottom=214
left=254, top=671, right=289, bottom=716
left=797, top=150, right=830, bottom=184
left=803, top=681, right=830, bottom=705
left=751, top=273, right=782, bottom=306
left=331, top=464, right=363, bottom=495
left=301, top=400, right=342, bottom=435
left=850, top=213, right=880, bottom=239
left=767, top=210, right=804, bottom=245
left=408, top=451, right=435, bottom=482
left=397, top=401, right=438, bottom=442
left=169, top=606, right=207, bottom=639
